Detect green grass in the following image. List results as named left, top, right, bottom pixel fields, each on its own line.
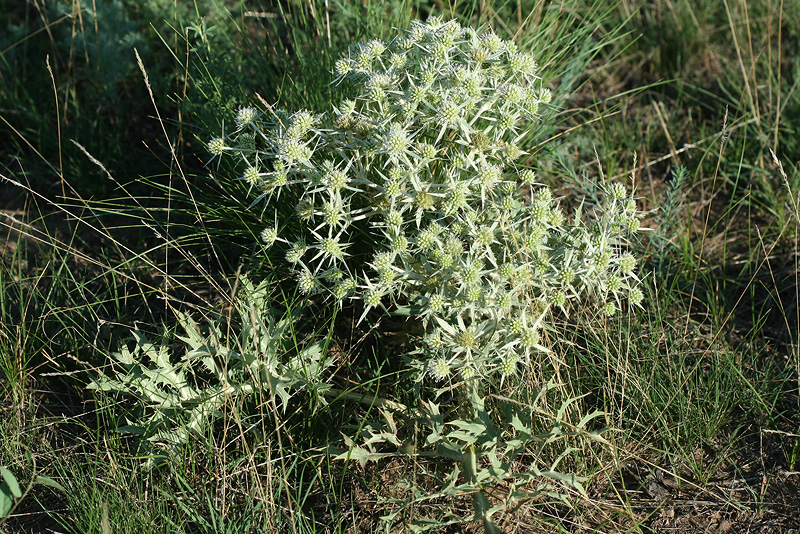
left=2, top=0, right=799, bottom=532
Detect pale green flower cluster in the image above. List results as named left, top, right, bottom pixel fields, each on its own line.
left=208, top=17, right=643, bottom=384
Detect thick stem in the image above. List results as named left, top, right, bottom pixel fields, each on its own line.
left=462, top=444, right=502, bottom=534
left=462, top=382, right=502, bottom=534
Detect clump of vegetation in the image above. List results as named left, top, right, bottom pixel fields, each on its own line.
left=208, top=17, right=643, bottom=384
left=2, top=0, right=799, bottom=532
left=196, top=18, right=641, bottom=531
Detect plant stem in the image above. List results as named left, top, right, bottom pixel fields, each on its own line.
left=462, top=443, right=502, bottom=534
left=324, top=387, right=409, bottom=412
left=463, top=382, right=502, bottom=534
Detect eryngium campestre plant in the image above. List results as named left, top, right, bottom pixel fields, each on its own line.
left=208, top=17, right=643, bottom=383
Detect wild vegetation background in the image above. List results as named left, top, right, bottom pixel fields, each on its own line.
left=1, top=0, right=798, bottom=532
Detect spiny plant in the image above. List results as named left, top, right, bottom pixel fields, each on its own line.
left=200, top=17, right=644, bottom=531
left=89, top=278, right=334, bottom=465
left=208, top=17, right=644, bottom=385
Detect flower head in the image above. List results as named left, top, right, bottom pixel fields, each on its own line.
left=235, top=107, right=258, bottom=129
left=207, top=137, right=225, bottom=156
